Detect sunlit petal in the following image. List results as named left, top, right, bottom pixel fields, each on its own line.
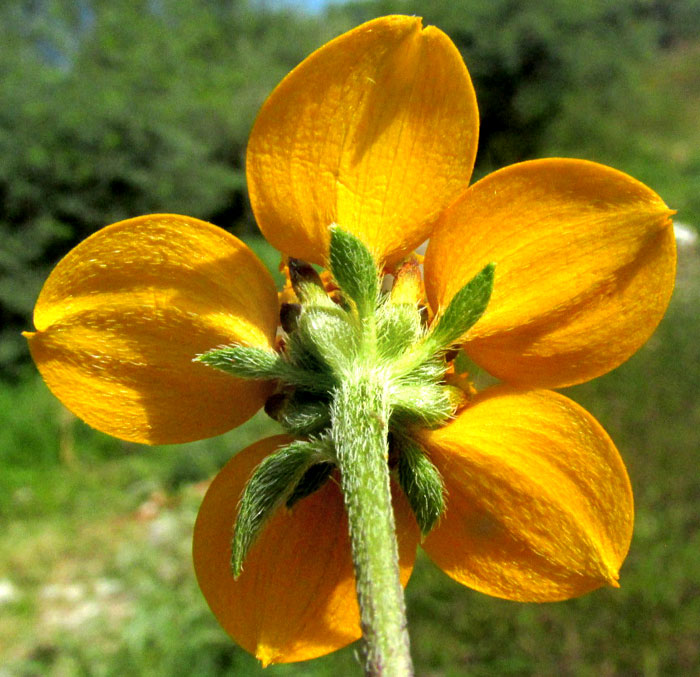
left=419, top=387, right=633, bottom=602
left=193, top=435, right=419, bottom=665
left=25, top=214, right=279, bottom=444
left=424, top=159, right=676, bottom=387
left=247, top=15, right=478, bottom=266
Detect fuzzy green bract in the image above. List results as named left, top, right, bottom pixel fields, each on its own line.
left=199, top=226, right=495, bottom=574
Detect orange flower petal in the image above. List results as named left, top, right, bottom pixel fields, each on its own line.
left=25, top=214, right=279, bottom=444
left=419, top=387, right=633, bottom=602
left=247, top=15, right=478, bottom=266
left=193, top=435, right=419, bottom=665
left=424, top=159, right=676, bottom=388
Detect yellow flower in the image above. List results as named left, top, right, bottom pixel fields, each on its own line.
left=25, top=15, right=675, bottom=667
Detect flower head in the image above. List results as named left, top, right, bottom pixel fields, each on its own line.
left=26, top=15, right=675, bottom=667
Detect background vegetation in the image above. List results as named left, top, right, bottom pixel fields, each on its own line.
left=1, top=0, right=699, bottom=675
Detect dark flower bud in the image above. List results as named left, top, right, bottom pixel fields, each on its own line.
left=280, top=302, right=302, bottom=333
left=264, top=392, right=288, bottom=421
left=288, top=258, right=323, bottom=293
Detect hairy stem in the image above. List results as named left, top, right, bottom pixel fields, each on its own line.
left=332, top=371, right=413, bottom=676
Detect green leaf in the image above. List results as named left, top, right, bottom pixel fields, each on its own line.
left=196, top=344, right=278, bottom=378
left=196, top=344, right=334, bottom=392
left=265, top=391, right=332, bottom=436
left=376, top=301, right=424, bottom=359
left=286, top=462, right=335, bottom=508
left=298, top=305, right=358, bottom=372
left=231, top=439, right=330, bottom=577
left=396, top=437, right=445, bottom=537
left=390, top=383, right=460, bottom=429
left=329, top=225, right=380, bottom=319
left=428, top=263, right=495, bottom=350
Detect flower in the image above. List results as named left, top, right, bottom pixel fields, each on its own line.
left=25, top=15, right=675, bottom=667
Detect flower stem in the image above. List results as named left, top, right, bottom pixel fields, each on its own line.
left=332, top=371, right=414, bottom=676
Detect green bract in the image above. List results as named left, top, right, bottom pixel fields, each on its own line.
left=199, top=227, right=495, bottom=573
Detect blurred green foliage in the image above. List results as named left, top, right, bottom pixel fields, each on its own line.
left=2, top=0, right=699, bottom=376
